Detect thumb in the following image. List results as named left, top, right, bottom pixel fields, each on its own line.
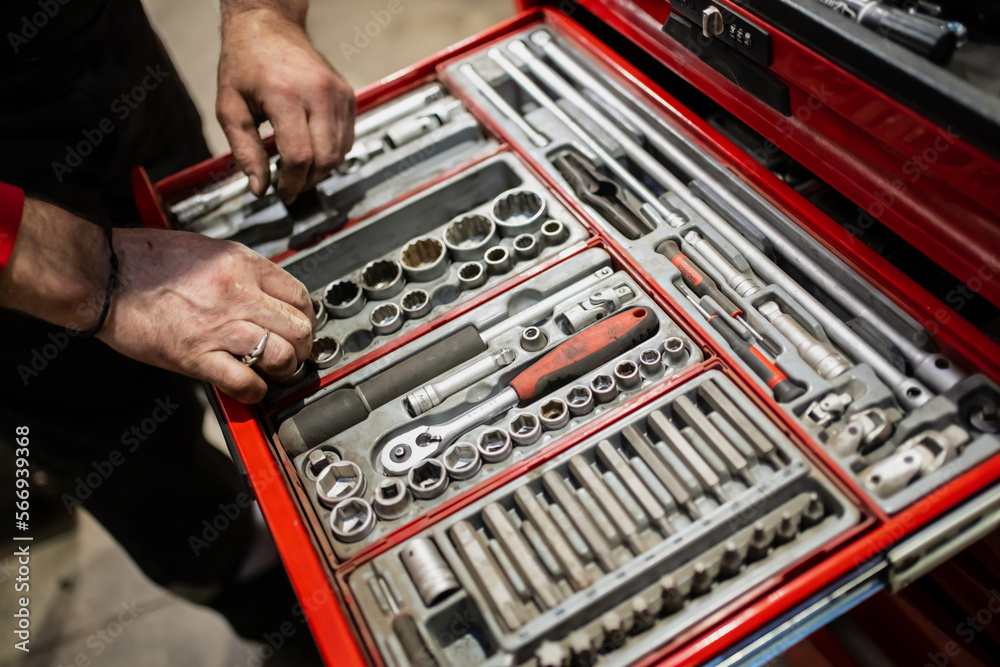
left=216, top=87, right=271, bottom=196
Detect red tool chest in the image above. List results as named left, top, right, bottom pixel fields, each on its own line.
left=134, top=2, right=1000, bottom=665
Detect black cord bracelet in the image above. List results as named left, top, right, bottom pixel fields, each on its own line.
left=78, top=221, right=119, bottom=337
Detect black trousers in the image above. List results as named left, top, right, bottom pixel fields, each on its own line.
left=0, top=0, right=306, bottom=643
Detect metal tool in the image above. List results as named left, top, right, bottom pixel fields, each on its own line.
left=400, top=288, right=432, bottom=320
left=758, top=301, right=852, bottom=380
left=370, top=303, right=403, bottom=336
left=458, top=62, right=550, bottom=147
left=614, top=360, right=641, bottom=390
left=443, top=214, right=498, bottom=261
left=443, top=442, right=482, bottom=480
left=513, top=487, right=594, bottom=590
left=553, top=149, right=654, bottom=240
left=405, top=348, right=517, bottom=416
left=697, top=380, right=783, bottom=468
left=639, top=348, right=662, bottom=375
left=684, top=231, right=761, bottom=298
left=513, top=233, right=539, bottom=261
left=310, top=336, right=342, bottom=369
left=315, top=460, right=366, bottom=508
left=596, top=439, right=674, bottom=536
left=673, top=395, right=757, bottom=486
left=530, top=32, right=951, bottom=406
left=279, top=267, right=614, bottom=454
left=484, top=245, right=512, bottom=275
left=682, top=290, right=805, bottom=403
left=827, top=406, right=902, bottom=456
left=373, top=478, right=410, bottom=520
left=803, top=392, right=854, bottom=427
left=591, top=373, right=618, bottom=404
left=377, top=576, right=440, bottom=667
left=569, top=456, right=645, bottom=554
left=863, top=425, right=968, bottom=497
left=556, top=285, right=634, bottom=334
left=400, top=537, right=460, bottom=607
left=324, top=279, right=366, bottom=319
left=663, top=336, right=686, bottom=365
left=401, top=237, right=449, bottom=283
left=509, top=413, right=542, bottom=446
left=566, top=385, right=595, bottom=417
left=521, top=326, right=548, bottom=352
left=408, top=459, right=449, bottom=499
left=540, top=470, right=616, bottom=574
left=647, top=411, right=727, bottom=504
left=482, top=504, right=563, bottom=610
left=621, top=424, right=701, bottom=519
left=330, top=498, right=375, bottom=542
left=539, top=398, right=570, bottom=431
left=170, top=159, right=279, bottom=224
left=449, top=521, right=527, bottom=631
left=305, top=448, right=339, bottom=479
left=361, top=259, right=405, bottom=300
left=491, top=188, right=547, bottom=237
left=379, top=308, right=658, bottom=475
left=540, top=219, right=568, bottom=246
left=477, top=429, right=512, bottom=463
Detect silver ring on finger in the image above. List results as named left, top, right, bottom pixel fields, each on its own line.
left=240, top=330, right=270, bottom=367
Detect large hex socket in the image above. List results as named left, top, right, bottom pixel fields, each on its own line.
left=360, top=259, right=405, bottom=300
left=443, top=442, right=482, bottom=480
left=330, top=498, right=375, bottom=543
left=539, top=398, right=570, bottom=431
left=400, top=537, right=460, bottom=607
left=443, top=214, right=498, bottom=261
left=372, top=478, right=410, bottom=520
left=401, top=237, right=449, bottom=283
left=315, top=460, right=366, bottom=508
left=478, top=429, right=513, bottom=462
left=408, top=459, right=449, bottom=499
left=323, top=280, right=366, bottom=318
left=310, top=336, right=342, bottom=369
left=491, top=188, right=547, bottom=236
left=509, top=413, right=542, bottom=446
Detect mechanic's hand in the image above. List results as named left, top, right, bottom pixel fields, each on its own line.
left=99, top=228, right=316, bottom=403
left=217, top=7, right=355, bottom=204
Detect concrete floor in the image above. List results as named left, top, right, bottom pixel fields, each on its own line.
left=0, top=3, right=511, bottom=666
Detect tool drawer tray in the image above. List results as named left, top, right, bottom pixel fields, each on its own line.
left=345, top=370, right=858, bottom=667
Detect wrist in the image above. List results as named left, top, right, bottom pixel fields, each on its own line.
left=221, top=3, right=308, bottom=35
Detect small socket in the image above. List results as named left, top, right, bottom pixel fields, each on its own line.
left=457, top=261, right=487, bottom=290
left=372, top=478, right=410, bottom=520
left=591, top=373, right=619, bottom=403
left=491, top=188, right=547, bottom=236
left=538, top=398, right=570, bottom=431
left=508, top=413, right=542, bottom=446
left=615, top=360, right=641, bottom=390
left=316, top=460, right=366, bottom=508
left=408, top=459, right=449, bottom=499
left=443, top=214, right=498, bottom=261
left=400, top=288, right=432, bottom=319
left=540, top=219, right=568, bottom=246
left=361, top=259, right=405, bottom=300
left=330, top=498, right=375, bottom=543
left=443, top=442, right=482, bottom=481
left=310, top=336, right=342, bottom=369
left=513, top=233, right=539, bottom=261
left=478, top=429, right=513, bottom=462
left=305, top=448, right=340, bottom=479
left=484, top=245, right=512, bottom=275
left=323, top=280, right=366, bottom=318
left=639, top=348, right=662, bottom=375
left=520, top=326, right=548, bottom=352
left=565, top=385, right=595, bottom=417
left=311, top=297, right=328, bottom=330
left=401, top=237, right=448, bottom=283
left=370, top=303, right=403, bottom=336
left=663, top=336, right=686, bottom=364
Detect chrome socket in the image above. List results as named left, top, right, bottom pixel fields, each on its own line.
left=330, top=498, right=375, bottom=543
left=639, top=348, right=662, bottom=375
left=540, top=219, right=568, bottom=246
left=484, top=245, right=513, bottom=275
left=400, top=288, right=432, bottom=319
left=408, top=459, right=449, bottom=499
left=565, top=385, right=595, bottom=417
left=443, top=213, right=498, bottom=261
left=457, top=261, right=487, bottom=290
left=591, top=373, right=619, bottom=403
left=615, top=360, right=641, bottom=390
left=360, top=259, right=404, bottom=300
left=310, top=336, right=342, bottom=369
left=401, top=236, right=448, bottom=283
left=305, top=448, right=340, bottom=479
left=311, top=297, right=328, bottom=330
left=520, top=326, right=548, bottom=352
left=663, top=336, right=686, bottom=364
left=370, top=303, right=403, bottom=336
left=443, top=442, right=482, bottom=481
left=372, top=478, right=410, bottom=520
left=508, top=413, right=542, bottom=446
left=491, top=187, right=547, bottom=236
left=316, top=460, right=366, bottom=508
left=323, top=279, right=366, bottom=318
left=513, top=233, right=539, bottom=261
left=400, top=537, right=460, bottom=607
left=478, top=428, right=513, bottom=462
left=538, top=398, right=570, bottom=431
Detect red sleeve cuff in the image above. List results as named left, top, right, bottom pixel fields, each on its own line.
left=0, top=182, right=25, bottom=275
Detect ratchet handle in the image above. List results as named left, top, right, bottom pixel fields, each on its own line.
left=658, top=240, right=742, bottom=318
left=510, top=307, right=659, bottom=402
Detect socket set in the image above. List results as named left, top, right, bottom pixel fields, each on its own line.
left=169, top=84, right=497, bottom=257
left=446, top=28, right=1000, bottom=513
left=274, top=152, right=589, bottom=381
left=346, top=371, right=858, bottom=667
left=290, top=248, right=703, bottom=559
